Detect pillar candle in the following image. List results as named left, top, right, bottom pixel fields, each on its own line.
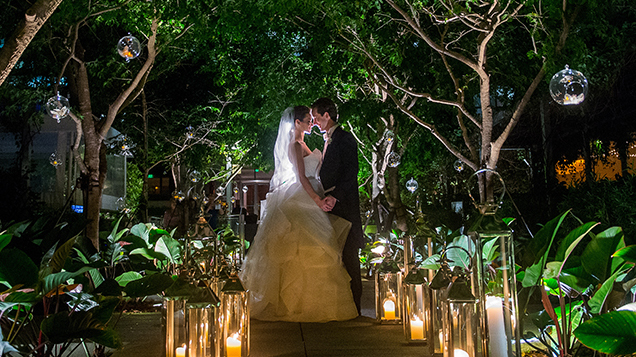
left=486, top=296, right=507, bottom=357
left=410, top=317, right=424, bottom=339
left=383, top=299, right=395, bottom=320
left=454, top=349, right=470, bottom=357
left=176, top=345, right=186, bottom=357
left=226, top=335, right=242, bottom=357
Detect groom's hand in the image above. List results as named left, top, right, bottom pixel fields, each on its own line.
left=319, top=196, right=337, bottom=212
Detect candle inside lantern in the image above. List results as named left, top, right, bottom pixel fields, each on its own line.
left=176, top=345, right=186, bottom=357
left=486, top=296, right=507, bottom=357
left=226, top=334, right=241, bottom=357
left=454, top=348, right=470, bottom=357
left=383, top=299, right=396, bottom=320
left=410, top=316, right=424, bottom=339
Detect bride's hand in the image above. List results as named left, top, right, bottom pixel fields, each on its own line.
left=318, top=196, right=336, bottom=212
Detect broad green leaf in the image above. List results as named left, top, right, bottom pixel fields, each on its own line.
left=582, top=227, right=624, bottom=281
left=74, top=248, right=104, bottom=288
left=555, top=221, right=598, bottom=262
left=522, top=210, right=570, bottom=267
left=482, top=237, right=499, bottom=263
left=447, top=235, right=474, bottom=270
left=614, top=245, right=636, bottom=263
left=130, top=223, right=151, bottom=245
left=0, top=248, right=38, bottom=288
left=90, top=296, right=121, bottom=325
left=40, top=311, right=120, bottom=347
left=115, top=271, right=143, bottom=287
left=50, top=236, right=78, bottom=273
left=130, top=247, right=168, bottom=261
left=544, top=261, right=562, bottom=280
left=522, top=260, right=543, bottom=288
left=0, top=233, right=11, bottom=252
left=43, top=266, right=93, bottom=294
left=123, top=273, right=174, bottom=298
left=93, top=279, right=123, bottom=297
left=154, top=236, right=182, bottom=265
left=588, top=265, right=629, bottom=314
left=574, top=311, right=636, bottom=354
left=420, top=254, right=441, bottom=270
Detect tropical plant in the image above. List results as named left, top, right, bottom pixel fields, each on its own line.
left=519, top=210, right=635, bottom=357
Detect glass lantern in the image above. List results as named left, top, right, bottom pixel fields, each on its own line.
left=402, top=269, right=431, bottom=344
left=216, top=275, right=249, bottom=357
left=468, top=214, right=521, bottom=357
left=186, top=287, right=220, bottom=357
left=549, top=65, right=588, bottom=105
left=442, top=269, right=482, bottom=357
left=429, top=261, right=452, bottom=355
left=163, top=297, right=187, bottom=357
left=375, top=270, right=402, bottom=323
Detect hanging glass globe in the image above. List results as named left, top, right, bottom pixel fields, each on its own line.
left=233, top=186, right=239, bottom=194
left=46, top=92, right=70, bottom=122
left=384, top=130, right=395, bottom=143
left=387, top=152, right=401, bottom=167
left=117, top=34, right=141, bottom=62
left=365, top=210, right=371, bottom=218
left=189, top=170, right=201, bottom=183
left=406, top=177, right=418, bottom=193
left=49, top=152, right=62, bottom=167
left=454, top=160, right=464, bottom=172
left=202, top=194, right=210, bottom=206
left=377, top=173, right=385, bottom=190
left=116, top=197, right=130, bottom=213
left=231, top=197, right=236, bottom=204
left=242, top=185, right=248, bottom=193
left=191, top=192, right=200, bottom=201
left=549, top=65, right=588, bottom=106
left=185, top=125, right=195, bottom=140
left=215, top=186, right=224, bottom=196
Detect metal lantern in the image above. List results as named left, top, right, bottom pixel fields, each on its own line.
left=163, top=297, right=187, bottom=357
left=186, top=288, right=220, bottom=357
left=375, top=270, right=402, bottom=323
left=467, top=169, right=521, bottom=357
left=442, top=268, right=481, bottom=357
left=402, top=269, right=431, bottom=343
left=216, top=275, right=249, bottom=357
left=429, top=261, right=452, bottom=355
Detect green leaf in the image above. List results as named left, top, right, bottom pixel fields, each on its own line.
left=555, top=221, right=598, bottom=261
left=90, top=296, right=120, bottom=325
left=130, top=223, right=151, bottom=245
left=522, top=260, right=543, bottom=288
left=74, top=248, right=104, bottom=288
left=588, top=265, right=629, bottom=314
left=93, top=279, right=123, bottom=297
left=522, top=210, right=570, bottom=267
left=115, top=271, right=143, bottom=287
left=0, top=248, right=38, bottom=288
left=123, top=273, right=174, bottom=298
left=0, top=233, right=11, bottom=252
left=42, top=266, right=94, bottom=294
left=613, top=245, right=636, bottom=263
left=482, top=237, right=500, bottom=263
left=574, top=311, right=636, bottom=354
left=50, top=236, right=78, bottom=273
left=582, top=227, right=624, bottom=281
left=420, top=254, right=441, bottom=270
left=130, top=247, right=167, bottom=261
left=154, top=236, right=182, bottom=265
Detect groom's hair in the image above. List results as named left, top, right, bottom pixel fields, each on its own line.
left=312, top=97, right=338, bottom=123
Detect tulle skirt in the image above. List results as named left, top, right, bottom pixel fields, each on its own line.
left=239, top=180, right=358, bottom=322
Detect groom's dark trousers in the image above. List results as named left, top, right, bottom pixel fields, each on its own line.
left=320, top=126, right=364, bottom=314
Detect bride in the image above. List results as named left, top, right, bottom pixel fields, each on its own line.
left=239, top=106, right=359, bottom=322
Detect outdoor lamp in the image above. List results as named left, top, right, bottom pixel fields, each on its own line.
left=186, top=287, right=221, bottom=357
left=402, top=268, right=431, bottom=343
left=467, top=169, right=521, bottom=357
left=215, top=275, right=250, bottom=357
left=163, top=297, right=187, bottom=357
left=429, top=259, right=452, bottom=355
left=375, top=270, right=402, bottom=323
left=442, top=268, right=481, bottom=357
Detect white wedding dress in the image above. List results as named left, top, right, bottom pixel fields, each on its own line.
left=239, top=149, right=359, bottom=322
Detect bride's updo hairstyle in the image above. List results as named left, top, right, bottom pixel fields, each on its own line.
left=294, top=105, right=310, bottom=123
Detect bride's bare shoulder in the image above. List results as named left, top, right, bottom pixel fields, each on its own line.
left=294, top=140, right=311, bottom=157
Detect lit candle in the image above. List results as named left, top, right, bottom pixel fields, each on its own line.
left=454, top=348, right=470, bottom=357
left=176, top=345, right=186, bottom=357
left=410, top=316, right=424, bottom=339
left=226, top=334, right=241, bottom=357
left=486, top=296, right=507, bottom=357
left=383, top=299, right=395, bottom=320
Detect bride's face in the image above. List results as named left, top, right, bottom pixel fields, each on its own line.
left=296, top=113, right=313, bottom=134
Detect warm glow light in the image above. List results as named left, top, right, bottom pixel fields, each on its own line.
left=410, top=316, right=424, bottom=339
left=226, top=334, right=241, bottom=357
left=486, top=296, right=506, bottom=357
left=371, top=246, right=385, bottom=255
left=176, top=345, right=186, bottom=357
left=383, top=299, right=396, bottom=320
left=454, top=348, right=470, bottom=357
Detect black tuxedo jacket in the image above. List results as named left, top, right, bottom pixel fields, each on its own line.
left=319, top=126, right=364, bottom=249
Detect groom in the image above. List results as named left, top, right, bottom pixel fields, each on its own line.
left=311, top=97, right=364, bottom=315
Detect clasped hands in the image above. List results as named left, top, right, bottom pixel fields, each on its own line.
left=318, top=196, right=337, bottom=212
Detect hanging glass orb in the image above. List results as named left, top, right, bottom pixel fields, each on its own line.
left=365, top=210, right=371, bottom=218
left=117, top=34, right=141, bottom=62
left=203, top=195, right=210, bottom=206
left=46, top=92, right=70, bottom=122
left=231, top=197, right=236, bottom=204
left=191, top=192, right=201, bottom=201
left=387, top=152, right=401, bottom=167
left=215, top=186, right=224, bottom=196
left=549, top=65, right=588, bottom=106
left=377, top=173, right=385, bottom=190
left=406, top=177, right=418, bottom=193
left=189, top=170, right=201, bottom=183
left=242, top=185, right=248, bottom=193
left=49, top=152, right=62, bottom=167
left=384, top=130, right=395, bottom=143
left=116, top=197, right=129, bottom=213
left=233, top=186, right=239, bottom=195
left=173, top=191, right=185, bottom=202
left=185, top=125, right=195, bottom=140
left=454, top=160, right=464, bottom=172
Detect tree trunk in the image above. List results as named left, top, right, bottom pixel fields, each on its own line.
left=140, top=90, right=149, bottom=222
left=0, top=0, right=63, bottom=86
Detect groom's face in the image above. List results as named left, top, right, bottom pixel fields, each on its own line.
left=311, top=108, right=328, bottom=132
